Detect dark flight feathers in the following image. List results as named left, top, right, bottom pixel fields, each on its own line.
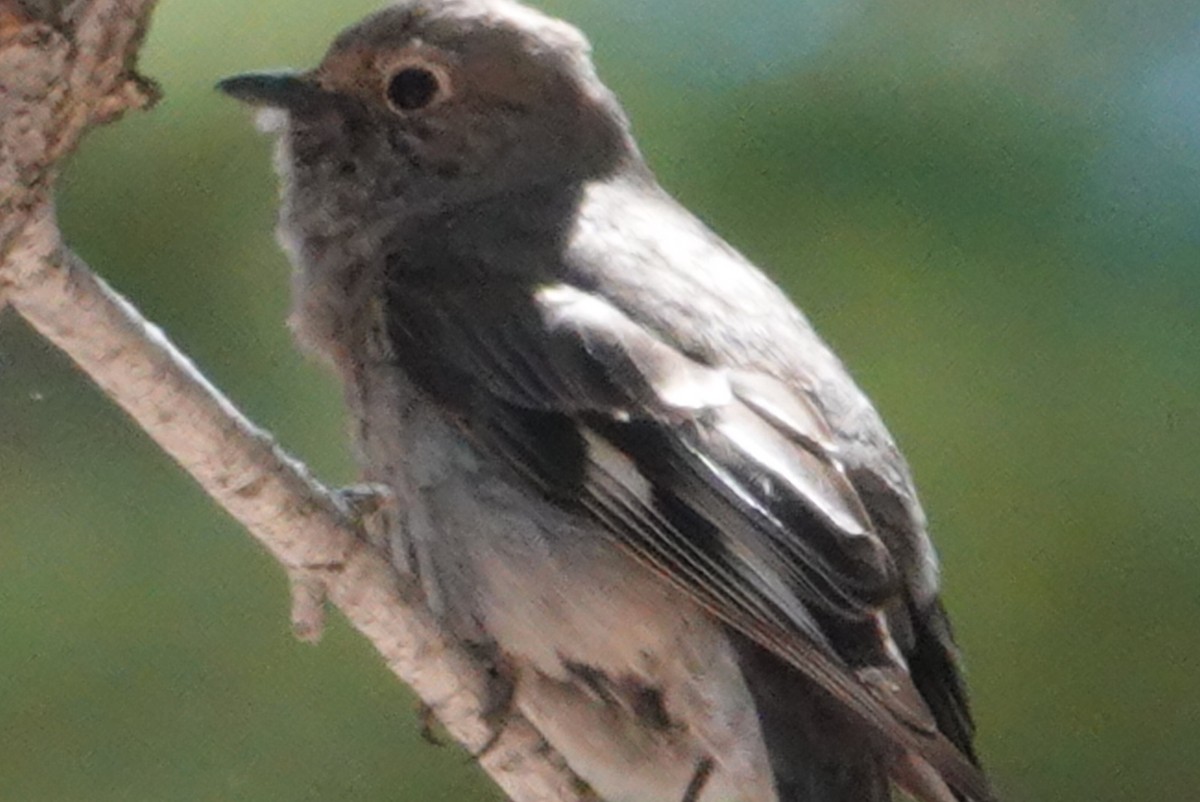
left=385, top=272, right=993, bottom=802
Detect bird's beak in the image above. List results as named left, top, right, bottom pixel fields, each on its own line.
left=217, top=70, right=327, bottom=111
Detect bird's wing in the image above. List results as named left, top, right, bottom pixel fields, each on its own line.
left=385, top=276, right=994, bottom=802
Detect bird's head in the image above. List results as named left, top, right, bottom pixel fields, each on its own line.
left=219, top=0, right=634, bottom=224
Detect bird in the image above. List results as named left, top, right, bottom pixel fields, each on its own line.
left=219, top=1, right=997, bottom=800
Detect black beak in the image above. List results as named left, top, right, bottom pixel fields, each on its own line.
left=216, top=70, right=327, bottom=110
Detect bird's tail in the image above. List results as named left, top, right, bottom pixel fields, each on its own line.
left=731, top=634, right=892, bottom=802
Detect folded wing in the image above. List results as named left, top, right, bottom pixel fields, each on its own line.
left=385, top=276, right=994, bottom=802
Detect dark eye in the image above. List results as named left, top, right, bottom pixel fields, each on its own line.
left=386, top=66, right=442, bottom=112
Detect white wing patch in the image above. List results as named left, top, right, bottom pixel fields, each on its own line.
left=580, top=426, right=654, bottom=503
left=536, top=283, right=734, bottom=412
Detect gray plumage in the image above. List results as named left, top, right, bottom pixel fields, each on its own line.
left=219, top=2, right=996, bottom=800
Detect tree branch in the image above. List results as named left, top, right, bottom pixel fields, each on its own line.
left=0, top=2, right=589, bottom=800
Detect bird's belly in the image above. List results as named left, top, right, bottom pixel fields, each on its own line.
left=354, top=399, right=773, bottom=801
left=422, top=468, right=776, bottom=802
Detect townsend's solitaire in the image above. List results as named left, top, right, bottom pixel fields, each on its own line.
left=219, top=2, right=997, bottom=800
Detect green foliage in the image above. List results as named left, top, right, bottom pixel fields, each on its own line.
left=2, top=0, right=1197, bottom=799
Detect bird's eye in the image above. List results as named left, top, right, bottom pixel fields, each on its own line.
left=385, top=65, right=444, bottom=112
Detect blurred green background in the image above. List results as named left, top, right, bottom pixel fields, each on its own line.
left=2, top=0, right=1198, bottom=799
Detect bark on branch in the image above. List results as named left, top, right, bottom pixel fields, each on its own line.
left=0, top=2, right=588, bottom=800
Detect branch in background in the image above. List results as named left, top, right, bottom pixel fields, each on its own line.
left=0, top=2, right=589, bottom=800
